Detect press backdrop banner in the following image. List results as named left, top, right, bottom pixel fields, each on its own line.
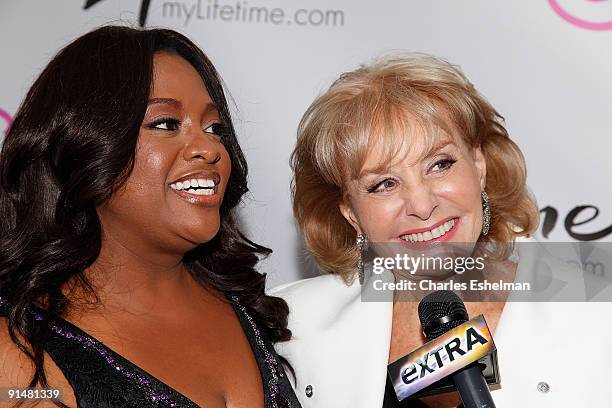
left=1, top=0, right=611, bottom=285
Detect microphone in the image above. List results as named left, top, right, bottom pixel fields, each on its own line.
left=386, top=290, right=499, bottom=405
left=418, top=290, right=496, bottom=408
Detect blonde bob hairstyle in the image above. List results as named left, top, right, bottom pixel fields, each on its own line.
left=291, top=53, right=539, bottom=282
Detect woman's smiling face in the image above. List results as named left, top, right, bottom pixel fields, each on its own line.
left=97, top=52, right=232, bottom=254
left=339, top=124, right=487, bottom=249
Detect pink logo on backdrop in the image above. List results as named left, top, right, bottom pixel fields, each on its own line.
left=549, top=0, right=612, bottom=30
left=0, top=108, right=12, bottom=138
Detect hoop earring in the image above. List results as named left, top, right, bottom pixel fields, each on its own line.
left=357, top=233, right=368, bottom=285
left=481, top=191, right=491, bottom=236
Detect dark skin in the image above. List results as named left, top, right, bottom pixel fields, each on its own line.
left=0, top=52, right=264, bottom=408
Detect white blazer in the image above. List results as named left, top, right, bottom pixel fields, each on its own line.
left=272, top=237, right=612, bottom=407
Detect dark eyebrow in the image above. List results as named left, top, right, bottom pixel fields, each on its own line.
left=148, top=98, right=182, bottom=107
left=147, top=99, right=219, bottom=117
left=203, top=102, right=219, bottom=116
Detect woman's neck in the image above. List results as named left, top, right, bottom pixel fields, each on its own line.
left=65, top=226, right=206, bottom=318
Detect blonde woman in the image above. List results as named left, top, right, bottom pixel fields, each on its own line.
left=273, top=54, right=612, bottom=407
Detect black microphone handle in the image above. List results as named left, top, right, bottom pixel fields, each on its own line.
left=452, top=363, right=496, bottom=408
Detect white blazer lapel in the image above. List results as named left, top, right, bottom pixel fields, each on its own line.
left=274, top=274, right=393, bottom=407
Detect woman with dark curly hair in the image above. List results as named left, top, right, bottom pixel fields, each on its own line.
left=0, top=26, right=300, bottom=408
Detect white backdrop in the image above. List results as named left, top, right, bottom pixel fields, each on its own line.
left=1, top=0, right=611, bottom=286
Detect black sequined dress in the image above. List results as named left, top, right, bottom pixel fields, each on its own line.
left=0, top=296, right=301, bottom=408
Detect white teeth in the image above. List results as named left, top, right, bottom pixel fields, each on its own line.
left=181, top=188, right=215, bottom=196
left=400, top=219, right=457, bottom=243
left=169, top=178, right=216, bottom=192
left=431, top=227, right=441, bottom=238
left=444, top=220, right=454, bottom=232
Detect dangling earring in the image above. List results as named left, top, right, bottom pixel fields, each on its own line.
left=356, top=233, right=368, bottom=285
left=481, top=191, right=490, bottom=236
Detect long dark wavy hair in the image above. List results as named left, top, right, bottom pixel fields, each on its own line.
left=0, top=25, right=290, bottom=396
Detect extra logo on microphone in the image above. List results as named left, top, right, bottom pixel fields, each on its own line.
left=387, top=315, right=496, bottom=401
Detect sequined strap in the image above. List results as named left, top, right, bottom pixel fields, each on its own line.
left=231, top=295, right=292, bottom=408
left=45, top=315, right=197, bottom=407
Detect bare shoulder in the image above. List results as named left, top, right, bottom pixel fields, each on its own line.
left=0, top=317, right=35, bottom=388
left=0, top=318, right=76, bottom=408
left=0, top=317, right=42, bottom=407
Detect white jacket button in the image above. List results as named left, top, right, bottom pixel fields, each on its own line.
left=305, top=385, right=314, bottom=398
left=537, top=381, right=550, bottom=393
